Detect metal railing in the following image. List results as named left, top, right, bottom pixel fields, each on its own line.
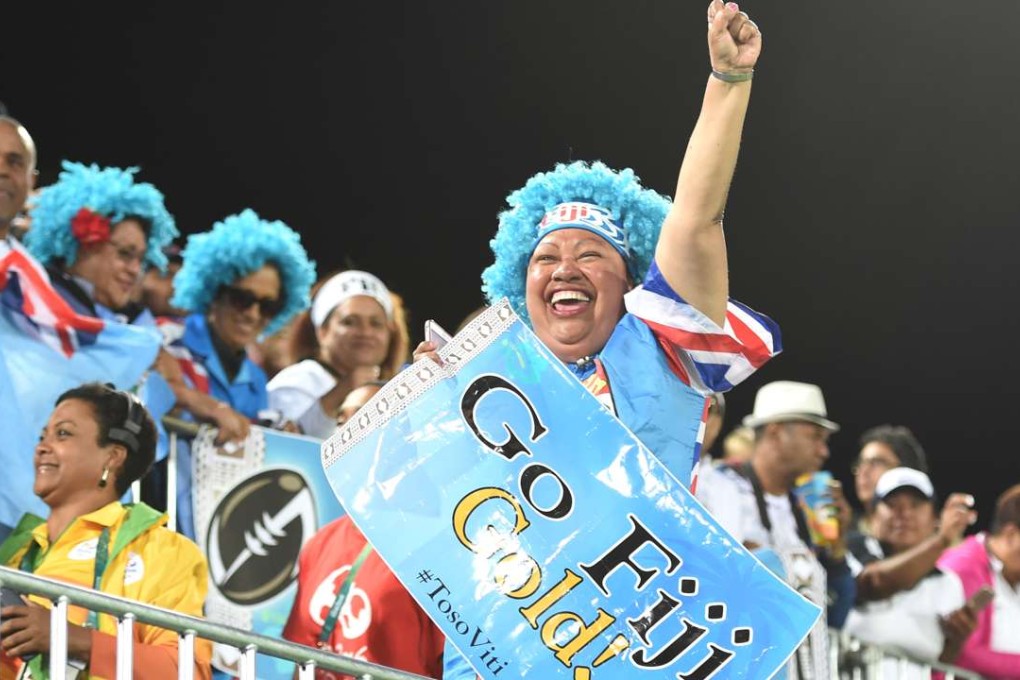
left=828, top=628, right=985, bottom=679
left=162, top=415, right=200, bottom=532
left=0, top=566, right=430, bottom=680
left=155, top=417, right=987, bottom=680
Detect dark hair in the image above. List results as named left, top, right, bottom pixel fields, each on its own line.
left=991, top=484, right=1020, bottom=535
left=55, top=383, right=156, bottom=495
left=858, top=424, right=928, bottom=473
left=160, top=242, right=183, bottom=265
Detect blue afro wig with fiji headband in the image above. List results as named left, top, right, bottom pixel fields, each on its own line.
left=482, top=161, right=672, bottom=324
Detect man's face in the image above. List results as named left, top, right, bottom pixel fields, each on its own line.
left=141, top=261, right=186, bottom=317
left=991, top=523, right=1020, bottom=584
left=0, top=121, right=35, bottom=231
left=775, top=421, right=831, bottom=477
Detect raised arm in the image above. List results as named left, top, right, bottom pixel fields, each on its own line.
left=856, top=493, right=976, bottom=602
left=655, top=0, right=761, bottom=326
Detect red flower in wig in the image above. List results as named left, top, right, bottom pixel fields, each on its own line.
left=70, top=208, right=111, bottom=245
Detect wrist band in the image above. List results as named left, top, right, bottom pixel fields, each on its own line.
left=711, top=69, right=753, bottom=83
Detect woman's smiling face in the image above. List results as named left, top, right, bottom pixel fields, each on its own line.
left=34, top=399, right=111, bottom=507
left=525, top=228, right=630, bottom=364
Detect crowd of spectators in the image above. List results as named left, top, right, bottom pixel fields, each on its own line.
left=1, top=21, right=1019, bottom=674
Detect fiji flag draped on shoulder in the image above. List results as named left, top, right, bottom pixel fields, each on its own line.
left=0, top=241, right=161, bottom=527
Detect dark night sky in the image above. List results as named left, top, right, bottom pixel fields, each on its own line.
left=6, top=2, right=1020, bottom=524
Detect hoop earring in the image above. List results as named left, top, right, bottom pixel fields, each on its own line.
left=98, top=467, right=110, bottom=489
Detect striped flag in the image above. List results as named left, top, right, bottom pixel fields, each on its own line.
left=625, top=260, right=781, bottom=395
left=0, top=240, right=161, bottom=527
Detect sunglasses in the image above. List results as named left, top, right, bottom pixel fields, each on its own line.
left=219, top=285, right=284, bottom=318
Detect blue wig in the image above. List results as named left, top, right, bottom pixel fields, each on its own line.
left=26, top=161, right=178, bottom=271
left=482, top=161, right=672, bottom=323
left=170, top=209, right=316, bottom=336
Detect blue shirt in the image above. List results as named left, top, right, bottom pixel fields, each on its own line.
left=175, top=313, right=268, bottom=418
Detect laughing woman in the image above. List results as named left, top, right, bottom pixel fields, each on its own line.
left=418, top=0, right=777, bottom=485
left=164, top=209, right=315, bottom=538
left=414, top=3, right=780, bottom=677
left=0, top=383, right=211, bottom=680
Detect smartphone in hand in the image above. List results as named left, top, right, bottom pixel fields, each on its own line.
left=0, top=586, right=24, bottom=610
left=966, top=585, right=995, bottom=612
left=0, top=588, right=38, bottom=661
left=424, top=319, right=453, bottom=350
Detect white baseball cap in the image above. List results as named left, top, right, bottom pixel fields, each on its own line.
left=874, top=467, right=935, bottom=504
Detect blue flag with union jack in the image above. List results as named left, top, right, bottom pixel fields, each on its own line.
left=0, top=240, right=161, bottom=528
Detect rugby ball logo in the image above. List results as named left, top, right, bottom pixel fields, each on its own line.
left=206, top=468, right=317, bottom=606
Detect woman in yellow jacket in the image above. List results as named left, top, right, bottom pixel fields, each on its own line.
left=0, top=383, right=211, bottom=679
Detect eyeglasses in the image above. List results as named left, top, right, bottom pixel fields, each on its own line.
left=109, top=241, right=146, bottom=268
left=852, top=457, right=897, bottom=476
left=219, top=285, right=284, bottom=318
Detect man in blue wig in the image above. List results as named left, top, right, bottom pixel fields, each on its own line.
left=165, top=208, right=315, bottom=539
left=413, top=2, right=783, bottom=677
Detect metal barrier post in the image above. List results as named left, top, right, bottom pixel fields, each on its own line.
left=48, top=595, right=69, bottom=680
left=239, top=644, right=257, bottom=679
left=116, top=613, right=134, bottom=680
left=178, top=630, right=196, bottom=680
left=167, top=429, right=178, bottom=532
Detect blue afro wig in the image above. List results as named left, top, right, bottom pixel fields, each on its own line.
left=482, top=161, right=672, bottom=323
left=170, top=209, right=316, bottom=336
left=26, top=161, right=178, bottom=271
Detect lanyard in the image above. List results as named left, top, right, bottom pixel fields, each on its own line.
left=740, top=462, right=813, bottom=548
left=20, top=527, right=111, bottom=630
left=317, top=543, right=373, bottom=648
left=579, top=358, right=617, bottom=416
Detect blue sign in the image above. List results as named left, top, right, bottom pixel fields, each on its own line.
left=323, top=302, right=820, bottom=680
left=192, top=426, right=345, bottom=678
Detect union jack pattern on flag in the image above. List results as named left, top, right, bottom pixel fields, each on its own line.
left=0, top=239, right=162, bottom=527
left=625, top=260, right=782, bottom=396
